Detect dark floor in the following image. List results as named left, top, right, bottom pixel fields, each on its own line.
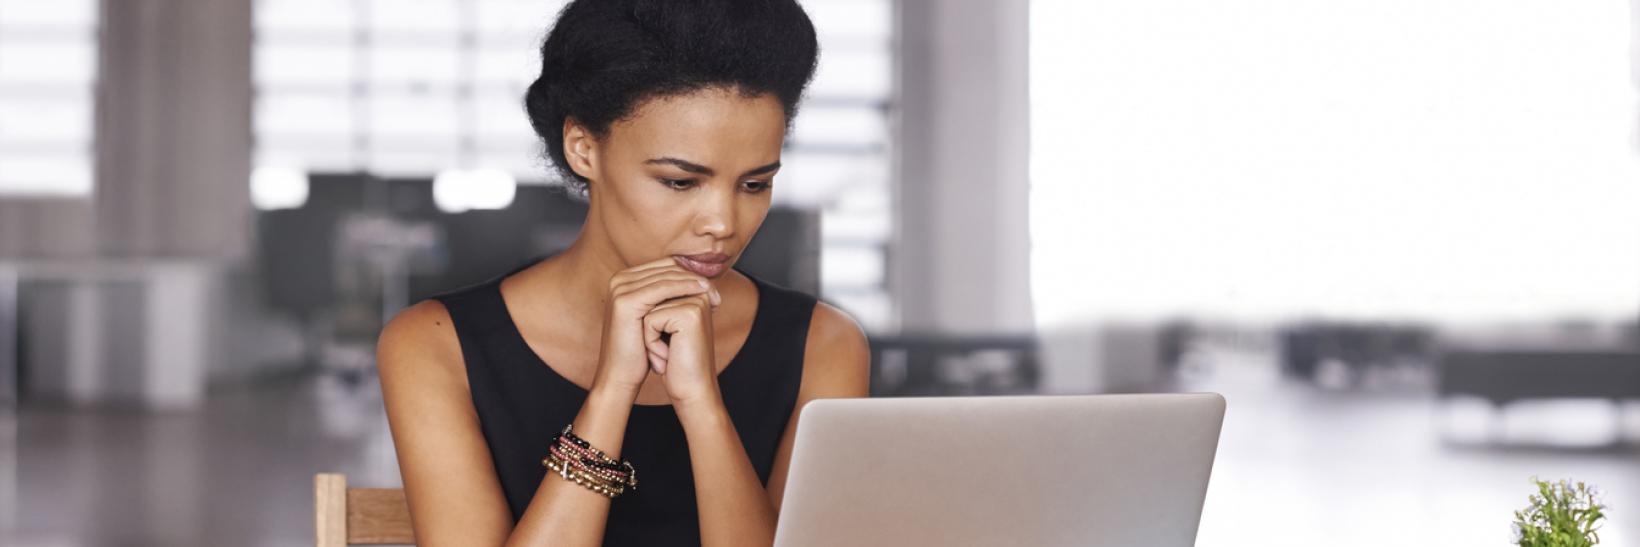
left=7, top=371, right=402, bottom=547
left=4, top=353, right=1637, bottom=546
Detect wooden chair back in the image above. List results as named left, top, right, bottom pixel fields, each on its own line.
left=314, top=472, right=416, bottom=546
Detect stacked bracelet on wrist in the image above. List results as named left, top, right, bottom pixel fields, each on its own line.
left=542, top=422, right=638, bottom=498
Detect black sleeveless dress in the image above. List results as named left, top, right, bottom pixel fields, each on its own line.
left=431, top=257, right=816, bottom=546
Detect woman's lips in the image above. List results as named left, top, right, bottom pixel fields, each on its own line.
left=675, top=254, right=727, bottom=277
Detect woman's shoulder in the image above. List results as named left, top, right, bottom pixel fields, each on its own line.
left=792, top=297, right=872, bottom=400
left=805, top=299, right=867, bottom=356
left=376, top=298, right=466, bottom=390
left=380, top=298, right=459, bottom=351
left=737, top=270, right=856, bottom=341
left=740, top=272, right=868, bottom=393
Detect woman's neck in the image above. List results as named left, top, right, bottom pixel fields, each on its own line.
left=517, top=231, right=628, bottom=340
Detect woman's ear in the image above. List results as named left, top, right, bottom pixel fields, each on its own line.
left=562, top=117, right=599, bottom=182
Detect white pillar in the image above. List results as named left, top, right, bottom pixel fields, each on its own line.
left=892, top=0, right=1035, bottom=335
left=95, top=0, right=253, bottom=259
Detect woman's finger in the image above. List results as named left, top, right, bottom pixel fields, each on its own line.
left=650, top=291, right=715, bottom=313
left=618, top=277, right=713, bottom=310
left=625, top=266, right=711, bottom=291
left=611, top=256, right=689, bottom=286
left=620, top=266, right=720, bottom=309
left=642, top=307, right=683, bottom=371
left=616, top=268, right=704, bottom=291
left=648, top=351, right=666, bottom=374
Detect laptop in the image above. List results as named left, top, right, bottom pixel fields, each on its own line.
left=772, top=392, right=1227, bottom=547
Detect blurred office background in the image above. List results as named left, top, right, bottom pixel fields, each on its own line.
left=3, top=0, right=1638, bottom=545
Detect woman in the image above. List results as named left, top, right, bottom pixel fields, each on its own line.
left=375, top=1, right=871, bottom=545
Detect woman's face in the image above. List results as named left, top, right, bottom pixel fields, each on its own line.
left=563, top=86, right=786, bottom=278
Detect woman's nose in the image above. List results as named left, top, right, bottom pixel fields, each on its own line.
left=694, top=185, right=736, bottom=238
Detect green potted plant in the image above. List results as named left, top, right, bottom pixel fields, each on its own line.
left=1512, top=477, right=1607, bottom=546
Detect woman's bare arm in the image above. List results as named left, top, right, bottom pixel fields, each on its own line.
left=377, top=299, right=638, bottom=547
left=674, top=301, right=872, bottom=546
left=761, top=301, right=872, bottom=513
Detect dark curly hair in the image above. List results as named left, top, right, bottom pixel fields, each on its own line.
left=524, top=0, right=821, bottom=195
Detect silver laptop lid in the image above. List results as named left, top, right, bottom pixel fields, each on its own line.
left=773, top=393, right=1227, bottom=547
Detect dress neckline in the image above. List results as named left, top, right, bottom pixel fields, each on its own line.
left=490, top=264, right=770, bottom=413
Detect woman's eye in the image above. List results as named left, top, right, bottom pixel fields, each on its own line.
left=659, top=178, right=696, bottom=191
left=743, top=180, right=772, bottom=193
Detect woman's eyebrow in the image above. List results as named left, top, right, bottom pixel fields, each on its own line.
left=742, top=161, right=781, bottom=177
left=644, top=157, right=781, bottom=177
left=645, top=157, right=713, bottom=175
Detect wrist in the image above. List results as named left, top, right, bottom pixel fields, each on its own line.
left=587, top=378, right=639, bottom=405
left=671, top=388, right=726, bottom=421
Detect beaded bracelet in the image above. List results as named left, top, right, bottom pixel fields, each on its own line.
left=549, top=444, right=630, bottom=486
left=541, top=422, right=639, bottom=497
left=555, top=436, right=632, bottom=477
left=543, top=452, right=626, bottom=498
left=542, top=446, right=627, bottom=497
left=556, top=423, right=638, bottom=488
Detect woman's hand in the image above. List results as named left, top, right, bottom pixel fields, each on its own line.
left=591, top=257, right=718, bottom=399
left=643, top=259, right=724, bottom=407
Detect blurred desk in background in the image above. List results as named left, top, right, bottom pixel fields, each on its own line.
left=3, top=259, right=220, bottom=410
left=866, top=332, right=1040, bottom=396
left=1438, top=348, right=1640, bottom=407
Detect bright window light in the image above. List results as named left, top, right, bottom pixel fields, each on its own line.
left=250, top=165, right=310, bottom=210
left=0, top=156, right=91, bottom=196
left=1030, top=0, right=1640, bottom=326
left=0, top=0, right=99, bottom=197
left=432, top=168, right=517, bottom=213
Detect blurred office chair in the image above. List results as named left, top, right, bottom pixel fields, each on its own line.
left=256, top=174, right=366, bottom=373
left=314, top=473, right=414, bottom=546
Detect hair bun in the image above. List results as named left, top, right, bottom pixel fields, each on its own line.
left=522, top=0, right=818, bottom=194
